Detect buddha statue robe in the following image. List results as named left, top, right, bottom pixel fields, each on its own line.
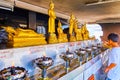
left=48, top=1, right=56, bottom=34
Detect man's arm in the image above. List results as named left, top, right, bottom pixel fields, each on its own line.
left=105, top=63, right=116, bottom=73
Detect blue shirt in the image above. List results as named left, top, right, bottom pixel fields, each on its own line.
left=107, top=47, right=120, bottom=80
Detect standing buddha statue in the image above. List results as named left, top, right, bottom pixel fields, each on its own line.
left=74, top=19, right=83, bottom=41
left=69, top=14, right=76, bottom=42
left=48, top=0, right=58, bottom=44
left=69, top=14, right=75, bottom=36
left=48, top=1, right=56, bottom=34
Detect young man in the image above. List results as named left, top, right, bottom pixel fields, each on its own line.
left=105, top=33, right=120, bottom=80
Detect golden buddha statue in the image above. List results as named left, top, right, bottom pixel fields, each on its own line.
left=15, top=28, right=44, bottom=37
left=73, top=19, right=83, bottom=41
left=48, top=0, right=58, bottom=44
left=57, top=20, right=68, bottom=43
left=73, top=19, right=78, bottom=33
left=57, top=20, right=63, bottom=37
left=69, top=14, right=75, bottom=36
left=81, top=24, right=89, bottom=40
left=3, top=26, right=47, bottom=47
left=69, top=14, right=76, bottom=42
left=76, top=28, right=83, bottom=40
left=48, top=0, right=56, bottom=34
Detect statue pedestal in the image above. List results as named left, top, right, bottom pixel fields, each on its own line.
left=58, top=34, right=68, bottom=43
left=7, top=36, right=47, bottom=47
left=48, top=33, right=58, bottom=44
left=69, top=35, right=76, bottom=42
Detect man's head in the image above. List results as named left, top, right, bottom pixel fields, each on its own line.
left=107, top=33, right=119, bottom=46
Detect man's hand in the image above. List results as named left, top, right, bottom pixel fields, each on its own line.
left=103, top=41, right=111, bottom=48
left=105, top=67, right=109, bottom=73
left=104, top=63, right=116, bottom=73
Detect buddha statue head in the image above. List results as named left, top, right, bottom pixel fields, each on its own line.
left=70, top=13, right=75, bottom=20
left=3, top=26, right=16, bottom=34
left=49, top=0, right=54, bottom=9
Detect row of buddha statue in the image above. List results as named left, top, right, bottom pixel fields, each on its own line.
left=69, top=14, right=89, bottom=42
left=2, top=0, right=90, bottom=47
left=48, top=0, right=90, bottom=43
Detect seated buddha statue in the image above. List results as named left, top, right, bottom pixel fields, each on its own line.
left=57, top=20, right=68, bottom=42
left=73, top=19, right=83, bottom=41
left=76, top=29, right=83, bottom=41
left=57, top=20, right=64, bottom=38
left=81, top=24, right=89, bottom=40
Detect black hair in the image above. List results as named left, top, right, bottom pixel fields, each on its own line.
left=108, top=33, right=119, bottom=42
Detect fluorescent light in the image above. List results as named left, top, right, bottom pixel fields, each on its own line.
left=0, top=6, right=13, bottom=11
left=86, top=0, right=120, bottom=6
left=0, top=0, right=14, bottom=11
left=19, top=24, right=27, bottom=28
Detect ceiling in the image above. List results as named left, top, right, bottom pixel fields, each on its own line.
left=15, top=0, right=120, bottom=23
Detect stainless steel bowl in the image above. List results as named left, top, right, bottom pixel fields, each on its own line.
left=60, top=51, right=74, bottom=61
left=34, top=57, right=54, bottom=69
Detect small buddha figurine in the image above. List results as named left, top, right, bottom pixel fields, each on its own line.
left=57, top=20, right=68, bottom=42
left=76, top=30, right=83, bottom=41
left=73, top=19, right=83, bottom=41
left=48, top=0, right=56, bottom=34
left=81, top=24, right=89, bottom=40
left=69, top=14, right=75, bottom=36
left=57, top=20, right=63, bottom=38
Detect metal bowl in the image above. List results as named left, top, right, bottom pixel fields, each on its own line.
left=74, top=49, right=86, bottom=56
left=85, top=47, right=92, bottom=52
left=0, top=66, right=27, bottom=80
left=34, top=57, right=54, bottom=69
left=60, top=51, right=74, bottom=61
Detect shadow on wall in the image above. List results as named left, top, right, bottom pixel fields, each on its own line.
left=20, top=54, right=38, bottom=76
left=0, top=60, right=5, bottom=70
